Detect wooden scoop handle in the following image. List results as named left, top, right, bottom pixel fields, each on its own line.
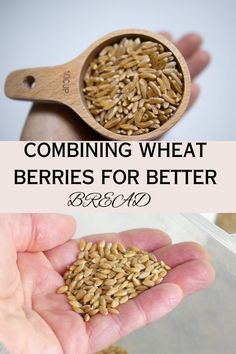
left=4, top=64, right=72, bottom=104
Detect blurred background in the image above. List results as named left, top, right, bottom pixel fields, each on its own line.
left=1, top=0, right=236, bottom=140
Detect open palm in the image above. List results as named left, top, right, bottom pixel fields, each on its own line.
left=0, top=214, right=214, bottom=354
left=21, top=32, right=210, bottom=140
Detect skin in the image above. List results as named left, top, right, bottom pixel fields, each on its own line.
left=0, top=214, right=215, bottom=354
left=20, top=32, right=210, bottom=140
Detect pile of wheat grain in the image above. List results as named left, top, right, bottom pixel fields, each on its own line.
left=83, top=37, right=183, bottom=136
left=57, top=240, right=170, bottom=321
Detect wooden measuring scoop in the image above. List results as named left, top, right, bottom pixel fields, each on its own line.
left=5, top=29, right=191, bottom=141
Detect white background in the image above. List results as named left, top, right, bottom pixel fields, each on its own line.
left=1, top=0, right=236, bottom=140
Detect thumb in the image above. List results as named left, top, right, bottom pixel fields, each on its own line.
left=0, top=213, right=76, bottom=252
left=0, top=213, right=76, bottom=297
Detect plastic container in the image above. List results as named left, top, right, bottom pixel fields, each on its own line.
left=71, top=213, right=236, bottom=354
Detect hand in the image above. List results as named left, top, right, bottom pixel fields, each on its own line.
left=20, top=32, right=210, bottom=140
left=0, top=214, right=214, bottom=354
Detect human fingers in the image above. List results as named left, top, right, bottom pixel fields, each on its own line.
left=159, top=31, right=173, bottom=41
left=0, top=213, right=76, bottom=252
left=0, top=214, right=75, bottom=296
left=187, top=83, right=200, bottom=109
left=153, top=242, right=215, bottom=295
left=162, top=259, right=215, bottom=296
left=86, top=283, right=182, bottom=353
left=87, top=247, right=214, bottom=351
left=154, top=241, right=210, bottom=266
left=187, top=50, right=210, bottom=79
left=175, top=33, right=202, bottom=60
